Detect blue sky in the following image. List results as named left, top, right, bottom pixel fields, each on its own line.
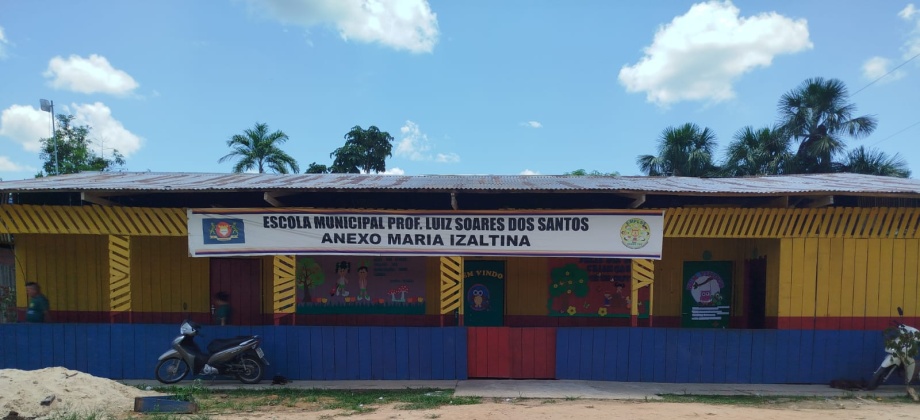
left=1, top=0, right=919, bottom=179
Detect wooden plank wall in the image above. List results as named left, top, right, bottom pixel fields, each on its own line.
left=506, top=257, right=548, bottom=315
left=776, top=238, right=920, bottom=329
left=0, top=324, right=468, bottom=380
left=130, top=237, right=209, bottom=316
left=14, top=234, right=108, bottom=315
left=556, top=328, right=885, bottom=383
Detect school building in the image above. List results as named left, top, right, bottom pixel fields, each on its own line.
left=1, top=171, right=918, bottom=383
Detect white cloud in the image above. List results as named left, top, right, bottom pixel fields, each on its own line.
left=0, top=156, right=34, bottom=172
left=0, top=26, right=8, bottom=59
left=900, top=4, right=918, bottom=20
left=520, top=121, right=543, bottom=129
left=862, top=56, right=906, bottom=82
left=903, top=6, right=920, bottom=60
left=435, top=153, right=460, bottom=163
left=618, top=0, right=812, bottom=106
left=395, top=120, right=459, bottom=163
left=44, top=54, right=139, bottom=95
left=254, top=0, right=439, bottom=53
left=0, top=105, right=50, bottom=152
left=71, top=102, right=143, bottom=157
left=381, top=167, right=405, bottom=175
left=519, top=169, right=539, bottom=175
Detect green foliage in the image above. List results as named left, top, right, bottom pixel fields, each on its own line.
left=219, top=122, right=299, bottom=174
left=330, top=125, right=394, bottom=174
left=305, top=162, right=330, bottom=174
left=720, top=126, right=793, bottom=176
left=296, top=257, right=326, bottom=289
left=549, top=263, right=590, bottom=299
left=563, top=169, right=620, bottom=176
left=839, top=146, right=911, bottom=178
left=37, top=114, right=125, bottom=177
left=637, top=123, right=718, bottom=177
left=883, top=325, right=920, bottom=360
left=777, top=77, right=877, bottom=174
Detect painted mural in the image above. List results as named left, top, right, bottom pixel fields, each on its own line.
left=295, top=256, right=426, bottom=314
left=547, top=258, right=649, bottom=317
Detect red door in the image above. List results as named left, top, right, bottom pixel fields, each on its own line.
left=467, top=327, right=556, bottom=378
left=210, top=258, right=262, bottom=325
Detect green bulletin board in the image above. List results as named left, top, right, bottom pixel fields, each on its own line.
left=681, top=261, right=732, bottom=328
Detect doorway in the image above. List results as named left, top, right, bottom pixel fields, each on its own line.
left=209, top=258, right=262, bottom=325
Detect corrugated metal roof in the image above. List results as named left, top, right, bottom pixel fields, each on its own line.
left=0, top=172, right=918, bottom=196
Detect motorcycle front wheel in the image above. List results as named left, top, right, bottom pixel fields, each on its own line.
left=155, top=358, right=190, bottom=384
left=867, top=365, right=897, bottom=390
left=236, top=355, right=264, bottom=384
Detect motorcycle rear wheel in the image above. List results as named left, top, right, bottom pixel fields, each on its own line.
left=236, top=355, right=264, bottom=384
left=867, top=365, right=897, bottom=390
left=155, top=358, right=190, bottom=384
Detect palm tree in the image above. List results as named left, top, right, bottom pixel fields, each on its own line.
left=637, top=123, right=718, bottom=177
left=838, top=146, right=910, bottom=178
left=330, top=125, right=394, bottom=174
left=777, top=78, right=877, bottom=174
left=721, top=126, right=793, bottom=176
left=219, top=123, right=300, bottom=174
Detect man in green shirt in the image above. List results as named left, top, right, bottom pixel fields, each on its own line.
left=25, top=282, right=50, bottom=323
left=214, top=291, right=231, bottom=326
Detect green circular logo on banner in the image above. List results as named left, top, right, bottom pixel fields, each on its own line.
left=620, top=218, right=651, bottom=249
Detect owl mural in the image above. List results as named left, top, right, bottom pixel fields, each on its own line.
left=468, top=284, right=490, bottom=311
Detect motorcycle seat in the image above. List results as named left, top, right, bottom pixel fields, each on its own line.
left=207, top=337, right=251, bottom=354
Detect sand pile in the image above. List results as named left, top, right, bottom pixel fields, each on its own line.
left=0, top=367, right=162, bottom=419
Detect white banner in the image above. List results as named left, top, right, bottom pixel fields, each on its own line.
left=188, top=209, right=664, bottom=259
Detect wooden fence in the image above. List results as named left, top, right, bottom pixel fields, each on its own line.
left=0, top=325, right=888, bottom=384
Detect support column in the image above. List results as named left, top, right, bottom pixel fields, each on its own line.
left=631, top=259, right=655, bottom=327
left=108, top=234, right=131, bottom=323
left=272, top=255, right=296, bottom=325
left=440, top=256, right=463, bottom=326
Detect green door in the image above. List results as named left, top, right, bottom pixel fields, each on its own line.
left=463, top=260, right=505, bottom=327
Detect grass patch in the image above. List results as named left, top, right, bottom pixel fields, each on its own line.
left=145, top=385, right=480, bottom=415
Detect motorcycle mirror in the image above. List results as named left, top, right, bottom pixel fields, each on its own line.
left=898, top=307, right=904, bottom=316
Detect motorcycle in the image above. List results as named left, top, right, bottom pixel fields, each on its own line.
left=155, top=320, right=270, bottom=384
left=867, top=307, right=920, bottom=390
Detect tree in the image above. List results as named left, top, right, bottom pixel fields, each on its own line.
left=839, top=146, right=910, bottom=178
left=777, top=77, right=877, bottom=174
left=721, top=126, right=793, bottom=176
left=637, top=123, right=718, bottom=177
left=564, top=169, right=620, bottom=176
left=218, top=122, right=299, bottom=174
left=305, top=162, right=330, bottom=174
left=37, top=114, right=125, bottom=177
left=329, top=126, right=394, bottom=174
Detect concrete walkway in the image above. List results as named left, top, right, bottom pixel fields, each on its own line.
left=121, top=379, right=910, bottom=400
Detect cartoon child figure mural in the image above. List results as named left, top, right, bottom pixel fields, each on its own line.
left=356, top=265, right=370, bottom=301
left=331, top=261, right=350, bottom=297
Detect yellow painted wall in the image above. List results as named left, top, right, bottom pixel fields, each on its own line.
left=15, top=234, right=108, bottom=311
left=775, top=238, right=920, bottom=318
left=130, top=236, right=209, bottom=313
left=506, top=257, right=549, bottom=316
left=652, top=238, right=771, bottom=317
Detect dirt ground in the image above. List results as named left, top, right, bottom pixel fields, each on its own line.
left=207, top=397, right=920, bottom=420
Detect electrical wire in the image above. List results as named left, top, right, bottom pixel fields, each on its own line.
left=851, top=51, right=920, bottom=97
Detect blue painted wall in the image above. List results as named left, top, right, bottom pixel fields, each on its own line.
left=0, top=324, right=468, bottom=381
left=0, top=325, right=888, bottom=383
left=555, top=328, right=887, bottom=383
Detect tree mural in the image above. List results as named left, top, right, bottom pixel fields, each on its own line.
left=548, top=263, right=590, bottom=315
left=296, top=257, right=325, bottom=303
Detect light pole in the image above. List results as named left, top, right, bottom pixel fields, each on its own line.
left=39, top=99, right=59, bottom=175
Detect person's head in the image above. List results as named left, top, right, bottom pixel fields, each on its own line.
left=358, top=266, right=368, bottom=277
left=215, top=291, right=229, bottom=303
left=335, top=261, right=350, bottom=274
left=25, top=282, right=41, bottom=297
